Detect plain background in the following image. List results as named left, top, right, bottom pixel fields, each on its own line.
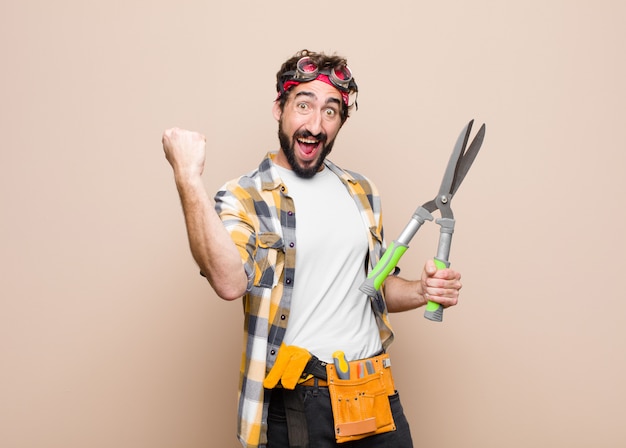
left=2, top=1, right=625, bottom=447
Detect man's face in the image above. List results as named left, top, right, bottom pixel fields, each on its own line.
left=273, top=80, right=344, bottom=178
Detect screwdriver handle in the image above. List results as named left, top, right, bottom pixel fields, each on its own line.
left=332, top=351, right=350, bottom=380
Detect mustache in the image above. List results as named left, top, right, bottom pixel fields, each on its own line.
left=295, top=130, right=327, bottom=142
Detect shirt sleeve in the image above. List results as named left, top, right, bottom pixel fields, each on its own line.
left=214, top=185, right=257, bottom=290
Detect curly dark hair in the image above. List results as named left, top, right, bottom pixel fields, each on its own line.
left=275, top=49, right=358, bottom=122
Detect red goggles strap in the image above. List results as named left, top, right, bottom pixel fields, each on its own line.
left=280, top=74, right=350, bottom=106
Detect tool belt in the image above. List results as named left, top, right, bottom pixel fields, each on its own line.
left=264, top=347, right=396, bottom=446
left=326, top=352, right=396, bottom=443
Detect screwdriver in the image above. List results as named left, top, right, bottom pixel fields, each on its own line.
left=332, top=351, right=350, bottom=379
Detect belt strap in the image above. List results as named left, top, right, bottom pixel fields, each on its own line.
left=303, top=355, right=327, bottom=381
left=282, top=389, right=309, bottom=448
left=299, top=377, right=328, bottom=387
left=272, top=354, right=326, bottom=447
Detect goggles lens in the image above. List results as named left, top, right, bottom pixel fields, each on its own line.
left=330, top=65, right=352, bottom=90
left=296, top=57, right=319, bottom=79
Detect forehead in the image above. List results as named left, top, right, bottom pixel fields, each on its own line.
left=289, top=80, right=343, bottom=103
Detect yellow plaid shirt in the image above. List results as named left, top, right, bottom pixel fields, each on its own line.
left=214, top=153, right=395, bottom=448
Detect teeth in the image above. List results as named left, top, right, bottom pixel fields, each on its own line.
left=298, top=137, right=318, bottom=144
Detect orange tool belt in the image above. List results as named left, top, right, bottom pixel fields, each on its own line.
left=326, top=352, right=396, bottom=443
left=268, top=350, right=397, bottom=446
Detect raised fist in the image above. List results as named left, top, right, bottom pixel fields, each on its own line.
left=162, top=127, right=207, bottom=178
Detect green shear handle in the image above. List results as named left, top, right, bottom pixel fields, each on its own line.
left=423, top=258, right=449, bottom=321
left=423, top=217, right=454, bottom=322
left=359, top=207, right=433, bottom=298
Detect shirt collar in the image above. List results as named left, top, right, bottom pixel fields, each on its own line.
left=259, top=152, right=357, bottom=191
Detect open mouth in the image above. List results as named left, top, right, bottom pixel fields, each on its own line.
left=296, top=135, right=323, bottom=158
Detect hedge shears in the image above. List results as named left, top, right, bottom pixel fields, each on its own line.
left=359, top=119, right=486, bottom=322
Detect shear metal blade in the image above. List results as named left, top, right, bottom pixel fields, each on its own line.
left=438, top=120, right=474, bottom=197
left=450, top=123, right=485, bottom=196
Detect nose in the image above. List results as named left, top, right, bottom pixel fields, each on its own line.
left=304, top=109, right=323, bottom=136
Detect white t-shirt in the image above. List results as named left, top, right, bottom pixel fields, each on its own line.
left=277, top=165, right=383, bottom=363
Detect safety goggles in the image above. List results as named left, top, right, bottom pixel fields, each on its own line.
left=278, top=56, right=359, bottom=106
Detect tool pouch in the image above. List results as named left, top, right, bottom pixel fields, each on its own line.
left=326, top=353, right=396, bottom=443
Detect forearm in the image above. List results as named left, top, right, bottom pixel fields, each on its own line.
left=175, top=175, right=247, bottom=300
left=383, top=260, right=462, bottom=313
left=382, top=276, right=427, bottom=313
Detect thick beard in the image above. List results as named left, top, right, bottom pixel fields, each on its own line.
left=278, top=121, right=334, bottom=179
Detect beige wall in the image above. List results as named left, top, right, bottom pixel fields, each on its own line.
left=2, top=1, right=625, bottom=447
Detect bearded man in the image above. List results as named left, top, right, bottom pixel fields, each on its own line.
left=162, top=49, right=462, bottom=448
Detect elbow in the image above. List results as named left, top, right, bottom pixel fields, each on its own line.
left=197, top=260, right=248, bottom=301
left=207, top=276, right=247, bottom=301
left=216, top=286, right=246, bottom=301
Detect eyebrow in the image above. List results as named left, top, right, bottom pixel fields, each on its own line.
left=294, top=91, right=342, bottom=106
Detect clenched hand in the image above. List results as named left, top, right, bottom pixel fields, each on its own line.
left=162, top=128, right=207, bottom=180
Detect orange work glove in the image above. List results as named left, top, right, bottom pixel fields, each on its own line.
left=263, top=344, right=312, bottom=390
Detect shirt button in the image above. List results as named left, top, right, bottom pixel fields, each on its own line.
left=289, top=242, right=294, bottom=248
left=288, top=211, right=293, bottom=216
left=270, top=349, right=276, bottom=355
left=281, top=314, right=286, bottom=320
left=286, top=278, right=292, bottom=284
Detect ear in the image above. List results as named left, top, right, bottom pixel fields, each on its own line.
left=272, top=101, right=282, bottom=121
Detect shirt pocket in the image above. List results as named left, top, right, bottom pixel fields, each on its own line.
left=253, top=232, right=284, bottom=288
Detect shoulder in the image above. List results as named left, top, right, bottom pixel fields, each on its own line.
left=325, top=159, right=378, bottom=192
left=217, top=153, right=276, bottom=197
left=346, top=169, right=377, bottom=193
left=324, top=160, right=382, bottom=217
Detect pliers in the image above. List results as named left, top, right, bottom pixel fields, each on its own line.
left=359, top=119, right=486, bottom=322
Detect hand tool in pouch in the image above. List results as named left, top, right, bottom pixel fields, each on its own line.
left=332, top=351, right=351, bottom=379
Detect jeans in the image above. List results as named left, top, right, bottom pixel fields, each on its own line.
left=267, top=385, right=413, bottom=447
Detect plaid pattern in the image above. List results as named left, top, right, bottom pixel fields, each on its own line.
left=214, top=153, right=394, bottom=448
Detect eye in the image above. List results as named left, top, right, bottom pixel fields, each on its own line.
left=297, top=102, right=310, bottom=111
left=324, top=108, right=338, bottom=118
